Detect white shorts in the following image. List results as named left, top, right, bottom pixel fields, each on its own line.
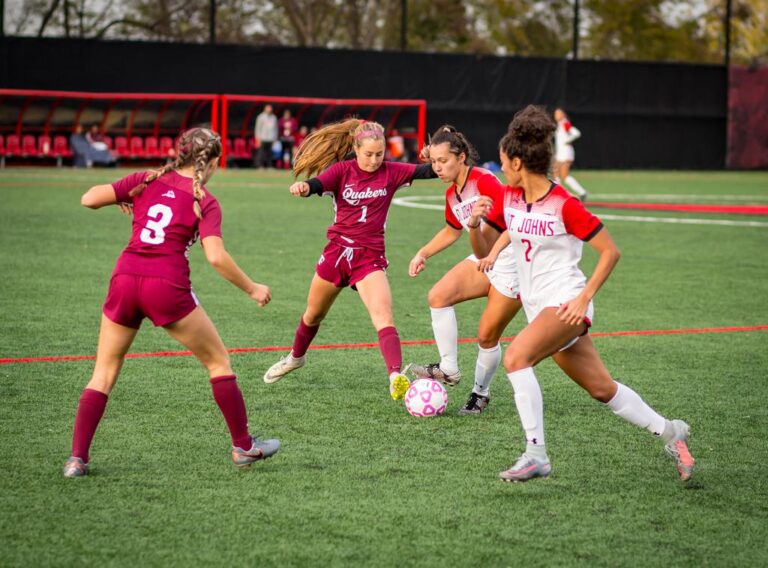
left=522, top=287, right=594, bottom=351
left=466, top=254, right=520, bottom=300
left=555, top=146, right=575, bottom=163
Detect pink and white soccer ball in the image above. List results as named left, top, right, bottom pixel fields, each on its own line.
left=404, top=378, right=448, bottom=417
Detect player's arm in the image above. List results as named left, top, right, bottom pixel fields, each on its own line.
left=476, top=230, right=511, bottom=272
left=408, top=225, right=462, bottom=277
left=201, top=236, right=272, bottom=307
left=466, top=195, right=497, bottom=257
left=556, top=228, right=620, bottom=326
left=411, top=163, right=438, bottom=180
left=81, top=184, right=119, bottom=209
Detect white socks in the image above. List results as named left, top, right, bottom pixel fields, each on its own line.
left=565, top=175, right=587, bottom=197
left=430, top=306, right=459, bottom=375
left=473, top=344, right=501, bottom=396
left=606, top=382, right=668, bottom=437
left=507, top=367, right=545, bottom=447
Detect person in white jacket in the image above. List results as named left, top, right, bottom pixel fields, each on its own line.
left=554, top=108, right=588, bottom=201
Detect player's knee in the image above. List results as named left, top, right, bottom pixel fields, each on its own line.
left=302, top=311, right=326, bottom=327
left=477, top=328, right=500, bottom=349
left=503, top=348, right=535, bottom=372
left=585, top=380, right=617, bottom=403
left=427, top=286, right=451, bottom=308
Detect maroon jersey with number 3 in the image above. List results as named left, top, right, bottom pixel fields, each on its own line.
left=110, top=170, right=222, bottom=287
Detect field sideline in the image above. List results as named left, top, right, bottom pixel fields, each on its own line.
left=1, top=167, right=767, bottom=567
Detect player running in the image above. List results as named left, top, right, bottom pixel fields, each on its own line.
left=554, top=107, right=588, bottom=201
left=406, top=125, right=522, bottom=414
left=63, top=128, right=280, bottom=478
left=470, top=106, right=694, bottom=483
left=262, top=119, right=437, bottom=400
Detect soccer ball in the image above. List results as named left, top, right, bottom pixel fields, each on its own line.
left=404, top=379, right=448, bottom=417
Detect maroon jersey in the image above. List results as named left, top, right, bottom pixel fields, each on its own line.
left=315, top=160, right=418, bottom=252
left=110, top=170, right=222, bottom=287
left=444, top=166, right=506, bottom=231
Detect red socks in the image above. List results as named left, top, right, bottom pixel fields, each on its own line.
left=292, top=317, right=320, bottom=358
left=378, top=326, right=402, bottom=375
left=71, top=388, right=108, bottom=463
left=210, top=375, right=252, bottom=451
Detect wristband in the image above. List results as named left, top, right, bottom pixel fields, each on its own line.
left=467, top=220, right=480, bottom=229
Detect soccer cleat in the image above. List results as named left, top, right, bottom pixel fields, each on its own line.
left=389, top=373, right=410, bottom=401
left=263, top=353, right=306, bottom=384
left=458, top=392, right=490, bottom=415
left=498, top=453, right=552, bottom=483
left=405, top=363, right=461, bottom=387
left=232, top=436, right=281, bottom=467
left=665, top=419, right=695, bottom=481
left=63, top=456, right=89, bottom=478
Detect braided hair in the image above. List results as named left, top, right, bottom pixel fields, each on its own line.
left=128, top=127, right=222, bottom=219
left=429, top=125, right=480, bottom=165
left=293, top=119, right=385, bottom=178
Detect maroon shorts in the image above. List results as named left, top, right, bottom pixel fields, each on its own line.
left=103, top=274, right=199, bottom=329
left=315, top=241, right=388, bottom=289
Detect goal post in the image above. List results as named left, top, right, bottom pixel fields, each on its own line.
left=220, top=94, right=427, bottom=169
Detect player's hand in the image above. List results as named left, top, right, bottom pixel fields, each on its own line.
left=117, top=202, right=133, bottom=216
left=477, top=254, right=497, bottom=272
left=289, top=182, right=310, bottom=197
left=471, top=196, right=493, bottom=219
left=556, top=293, right=589, bottom=326
left=419, top=144, right=431, bottom=162
left=249, top=283, right=272, bottom=307
left=408, top=254, right=427, bottom=277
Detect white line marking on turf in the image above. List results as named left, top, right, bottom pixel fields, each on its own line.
left=392, top=196, right=768, bottom=228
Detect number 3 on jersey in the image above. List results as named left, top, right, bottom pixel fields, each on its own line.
left=140, top=203, right=173, bottom=245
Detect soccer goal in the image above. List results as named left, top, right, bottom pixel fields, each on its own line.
left=220, top=94, right=427, bottom=169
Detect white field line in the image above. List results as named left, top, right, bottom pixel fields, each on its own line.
left=392, top=195, right=768, bottom=228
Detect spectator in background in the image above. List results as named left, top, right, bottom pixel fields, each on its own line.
left=86, top=124, right=109, bottom=152
left=254, top=104, right=278, bottom=169
left=70, top=124, right=115, bottom=168
left=294, top=125, right=309, bottom=151
left=278, top=109, right=298, bottom=169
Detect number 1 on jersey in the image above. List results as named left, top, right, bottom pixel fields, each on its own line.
left=358, top=205, right=368, bottom=223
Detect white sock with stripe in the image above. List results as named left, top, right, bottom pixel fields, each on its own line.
left=430, top=306, right=459, bottom=375
left=473, top=344, right=501, bottom=396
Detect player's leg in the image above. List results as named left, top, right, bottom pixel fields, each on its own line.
left=264, top=273, right=343, bottom=383
left=409, top=259, right=490, bottom=385
left=498, top=308, right=584, bottom=482
left=560, top=160, right=588, bottom=201
left=354, top=269, right=411, bottom=400
left=64, top=315, right=139, bottom=477
left=459, top=289, right=522, bottom=415
left=553, top=336, right=694, bottom=480
left=164, top=307, right=280, bottom=466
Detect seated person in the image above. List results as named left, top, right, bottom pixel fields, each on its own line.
left=70, top=124, right=116, bottom=168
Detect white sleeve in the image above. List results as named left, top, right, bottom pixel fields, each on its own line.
left=565, top=125, right=581, bottom=143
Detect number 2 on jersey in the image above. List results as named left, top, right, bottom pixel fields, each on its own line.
left=140, top=204, right=173, bottom=245
left=521, top=238, right=533, bottom=262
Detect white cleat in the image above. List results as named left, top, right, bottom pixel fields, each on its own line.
left=263, top=353, right=306, bottom=384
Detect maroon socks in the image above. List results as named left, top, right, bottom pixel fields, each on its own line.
left=210, top=375, right=252, bottom=451
left=378, top=326, right=402, bottom=375
left=71, top=388, right=108, bottom=463
left=292, top=317, right=320, bottom=358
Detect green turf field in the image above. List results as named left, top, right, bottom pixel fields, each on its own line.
left=1, top=167, right=767, bottom=567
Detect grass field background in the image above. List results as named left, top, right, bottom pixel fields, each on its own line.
left=1, top=167, right=767, bottom=566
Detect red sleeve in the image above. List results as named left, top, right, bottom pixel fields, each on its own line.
left=315, top=161, right=346, bottom=193
left=562, top=198, right=603, bottom=241
left=444, top=191, right=462, bottom=230
left=387, top=161, right=418, bottom=190
left=199, top=196, right=223, bottom=240
left=477, top=173, right=506, bottom=233
left=563, top=120, right=572, bottom=132
left=111, top=171, right=150, bottom=202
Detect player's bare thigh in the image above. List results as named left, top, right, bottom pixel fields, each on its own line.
left=552, top=335, right=617, bottom=402
left=477, top=287, right=522, bottom=348
left=87, top=314, right=140, bottom=394
left=355, top=269, right=395, bottom=330
left=503, top=307, right=585, bottom=371
left=558, top=161, right=572, bottom=178
left=164, top=306, right=232, bottom=378
left=428, top=259, right=490, bottom=308
left=303, top=273, right=344, bottom=326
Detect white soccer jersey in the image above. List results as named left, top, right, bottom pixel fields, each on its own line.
left=487, top=184, right=603, bottom=321
left=555, top=118, right=580, bottom=163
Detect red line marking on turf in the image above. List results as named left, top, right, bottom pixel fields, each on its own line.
left=1, top=325, right=766, bottom=365
left=588, top=202, right=768, bottom=215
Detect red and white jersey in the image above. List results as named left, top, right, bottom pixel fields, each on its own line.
left=486, top=184, right=602, bottom=308
left=555, top=118, right=580, bottom=162
left=444, top=166, right=516, bottom=271
left=315, top=159, right=418, bottom=253
left=111, top=170, right=222, bottom=287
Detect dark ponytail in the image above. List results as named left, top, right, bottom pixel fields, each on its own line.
left=499, top=105, right=556, bottom=175
left=430, top=125, right=480, bottom=166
